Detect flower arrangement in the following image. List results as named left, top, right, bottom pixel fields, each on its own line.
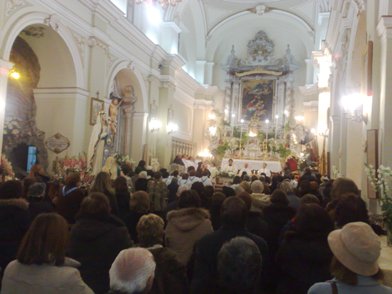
left=365, top=164, right=392, bottom=226
left=0, top=154, right=15, bottom=180
left=52, top=153, right=92, bottom=186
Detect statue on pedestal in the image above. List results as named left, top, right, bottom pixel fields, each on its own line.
left=87, top=111, right=108, bottom=175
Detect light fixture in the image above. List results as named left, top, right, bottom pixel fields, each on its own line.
left=240, top=118, right=244, bottom=123
left=9, top=68, right=21, bottom=80
left=265, top=119, right=270, bottom=124
left=294, top=115, right=304, bottom=122
left=208, top=126, right=217, bottom=136
left=197, top=149, right=212, bottom=158
left=149, top=117, right=161, bottom=132
left=167, top=121, right=178, bottom=134
left=275, top=114, right=279, bottom=119
left=136, top=0, right=182, bottom=8
left=341, top=93, right=368, bottom=123
left=208, top=112, right=216, bottom=121
left=248, top=130, right=257, bottom=137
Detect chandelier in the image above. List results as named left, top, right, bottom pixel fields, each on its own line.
left=135, top=0, right=182, bottom=8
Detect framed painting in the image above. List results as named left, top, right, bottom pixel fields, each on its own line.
left=367, top=129, right=378, bottom=199
left=90, top=97, right=104, bottom=126
left=241, top=79, right=274, bottom=121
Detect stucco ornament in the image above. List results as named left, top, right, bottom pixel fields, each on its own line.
left=246, top=31, right=274, bottom=65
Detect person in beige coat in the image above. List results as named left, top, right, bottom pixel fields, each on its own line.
left=165, top=190, right=213, bottom=266
left=1, top=213, right=93, bottom=294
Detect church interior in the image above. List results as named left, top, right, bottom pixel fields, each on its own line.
left=1, top=0, right=392, bottom=293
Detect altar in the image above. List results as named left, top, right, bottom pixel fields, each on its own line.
left=221, top=158, right=282, bottom=174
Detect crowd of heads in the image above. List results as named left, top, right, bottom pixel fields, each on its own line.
left=0, top=159, right=389, bottom=294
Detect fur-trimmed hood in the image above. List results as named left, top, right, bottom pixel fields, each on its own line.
left=167, top=207, right=210, bottom=232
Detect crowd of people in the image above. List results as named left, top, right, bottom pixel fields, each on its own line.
left=0, top=160, right=391, bottom=294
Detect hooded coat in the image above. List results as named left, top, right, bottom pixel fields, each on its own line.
left=68, top=214, right=132, bottom=294
left=165, top=207, right=213, bottom=266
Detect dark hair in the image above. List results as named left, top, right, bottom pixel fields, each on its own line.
left=330, top=178, right=359, bottom=201
left=0, top=180, right=23, bottom=199
left=131, top=191, right=150, bottom=213
left=218, top=237, right=261, bottom=293
left=178, top=190, right=201, bottom=208
left=114, top=176, right=128, bottom=194
left=78, top=192, right=110, bottom=218
left=135, top=178, right=148, bottom=192
left=17, top=213, right=68, bottom=265
left=172, top=170, right=179, bottom=177
left=232, top=176, right=241, bottom=185
left=64, top=171, right=81, bottom=187
left=153, top=172, right=162, bottom=180
left=335, top=193, right=369, bottom=228
left=237, top=192, right=252, bottom=211
left=300, top=193, right=321, bottom=205
left=137, top=213, right=164, bottom=247
left=90, top=172, right=114, bottom=194
left=138, top=160, right=146, bottom=167
left=291, top=203, right=334, bottom=240
left=221, top=197, right=247, bottom=227
left=270, top=189, right=289, bottom=206
left=222, top=186, right=236, bottom=198
left=330, top=256, right=384, bottom=285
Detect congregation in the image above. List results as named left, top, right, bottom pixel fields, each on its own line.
left=0, top=159, right=391, bottom=294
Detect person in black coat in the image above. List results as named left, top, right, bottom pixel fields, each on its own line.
left=125, top=190, right=150, bottom=243
left=276, top=204, right=334, bottom=294
left=262, top=189, right=295, bottom=291
left=191, top=197, right=269, bottom=294
left=55, top=171, right=87, bottom=224
left=0, top=181, right=30, bottom=272
left=27, top=182, right=54, bottom=220
left=68, top=192, right=132, bottom=294
left=113, top=176, right=131, bottom=222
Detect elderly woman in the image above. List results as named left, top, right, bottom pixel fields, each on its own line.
left=125, top=190, right=151, bottom=243
left=137, top=213, right=188, bottom=293
left=68, top=193, right=132, bottom=294
left=1, top=213, right=93, bottom=294
left=308, top=222, right=392, bottom=294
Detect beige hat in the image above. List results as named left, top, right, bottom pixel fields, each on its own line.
left=328, top=221, right=381, bottom=276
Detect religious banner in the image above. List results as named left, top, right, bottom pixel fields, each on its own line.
left=241, top=79, right=274, bottom=121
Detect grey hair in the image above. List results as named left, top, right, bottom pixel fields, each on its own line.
left=251, top=180, right=264, bottom=194
left=279, top=180, right=293, bottom=194
left=218, top=237, right=262, bottom=292
left=109, top=248, right=156, bottom=293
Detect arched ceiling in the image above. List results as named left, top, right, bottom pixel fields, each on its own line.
left=170, top=0, right=322, bottom=87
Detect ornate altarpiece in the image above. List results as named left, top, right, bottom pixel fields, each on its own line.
left=223, top=31, right=299, bottom=133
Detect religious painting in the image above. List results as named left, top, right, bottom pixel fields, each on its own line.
left=241, top=79, right=274, bottom=121
left=90, top=97, right=104, bottom=126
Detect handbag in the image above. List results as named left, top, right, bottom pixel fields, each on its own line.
left=329, top=280, right=338, bottom=294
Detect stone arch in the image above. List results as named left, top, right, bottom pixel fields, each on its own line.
left=106, top=60, right=148, bottom=113
left=106, top=61, right=149, bottom=160
left=0, top=10, right=85, bottom=88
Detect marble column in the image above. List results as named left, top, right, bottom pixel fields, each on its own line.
left=377, top=16, right=392, bottom=167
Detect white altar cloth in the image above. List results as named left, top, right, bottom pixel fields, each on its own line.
left=221, top=158, right=282, bottom=173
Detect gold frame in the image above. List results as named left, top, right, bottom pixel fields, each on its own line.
left=90, top=97, right=104, bottom=126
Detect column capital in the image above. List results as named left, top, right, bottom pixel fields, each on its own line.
left=377, top=16, right=392, bottom=39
